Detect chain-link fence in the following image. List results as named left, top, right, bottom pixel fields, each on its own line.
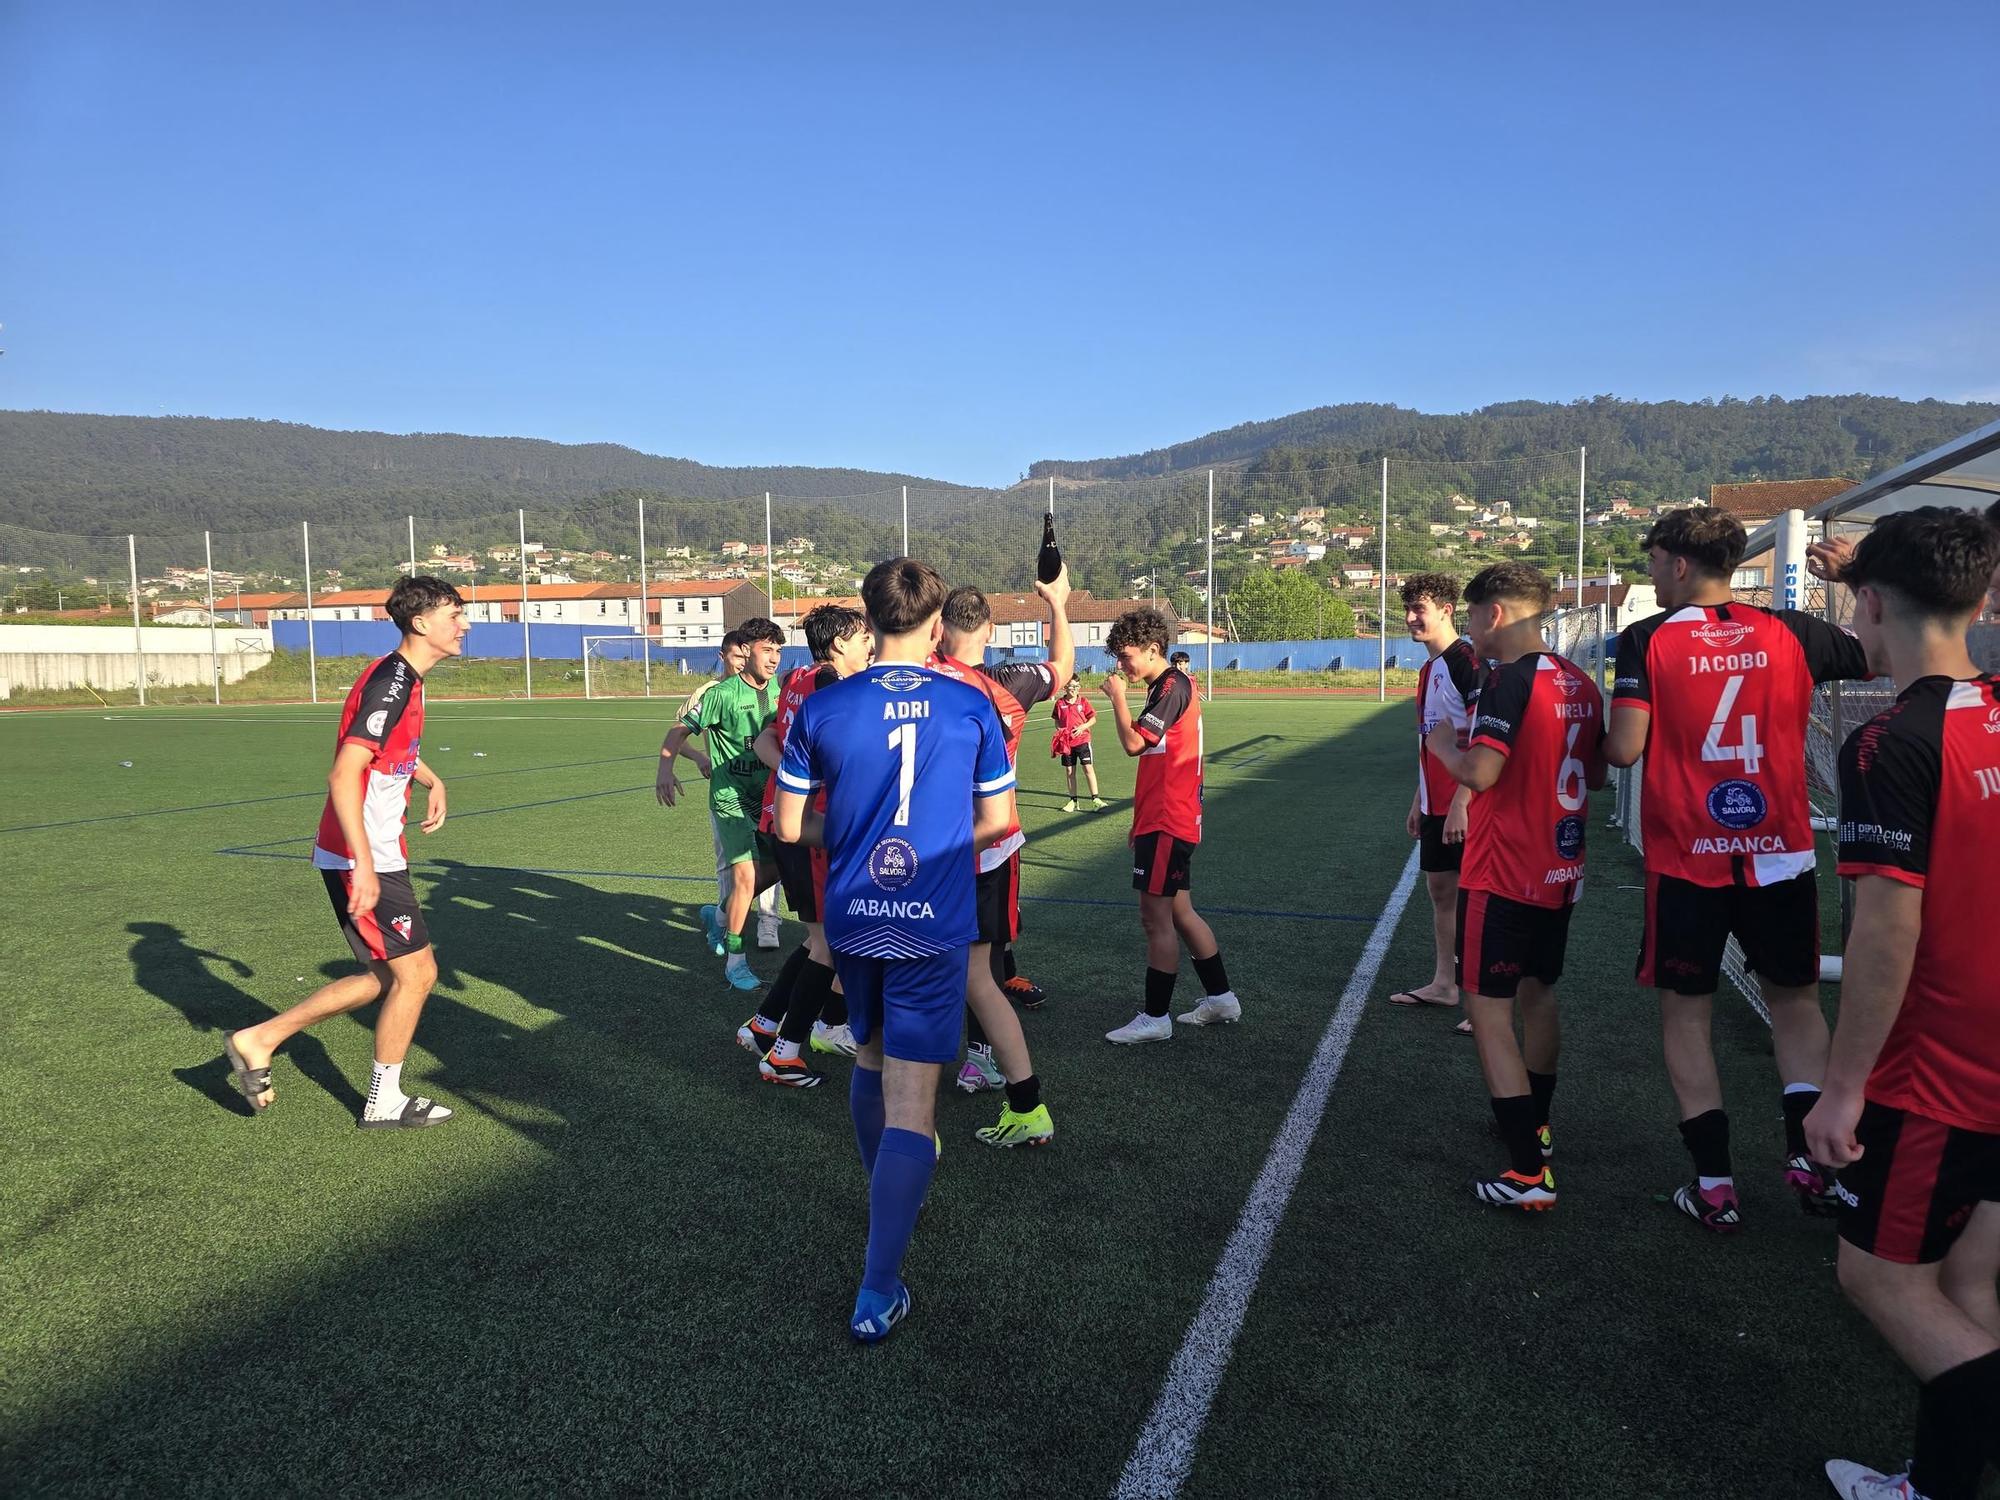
left=0, top=447, right=1652, bottom=706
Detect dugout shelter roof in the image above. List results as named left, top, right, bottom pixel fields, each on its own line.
left=1743, top=415, right=2000, bottom=556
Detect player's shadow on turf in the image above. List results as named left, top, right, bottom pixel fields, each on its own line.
left=127, top=921, right=364, bottom=1117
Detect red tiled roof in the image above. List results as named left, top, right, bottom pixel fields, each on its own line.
left=1709, top=478, right=1853, bottom=520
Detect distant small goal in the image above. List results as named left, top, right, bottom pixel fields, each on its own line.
left=580, top=635, right=702, bottom=699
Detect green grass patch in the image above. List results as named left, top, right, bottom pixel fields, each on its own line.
left=0, top=697, right=1938, bottom=1497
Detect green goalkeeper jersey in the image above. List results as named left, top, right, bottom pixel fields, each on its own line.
left=679, top=673, right=778, bottom=821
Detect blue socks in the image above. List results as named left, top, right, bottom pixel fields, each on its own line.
left=863, top=1127, right=936, bottom=1296
left=850, top=1065, right=885, bottom=1176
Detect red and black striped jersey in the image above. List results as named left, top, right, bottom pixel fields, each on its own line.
left=1131, top=666, right=1203, bottom=846
left=1836, top=673, right=2000, bottom=1132
left=313, top=652, right=424, bottom=873
left=1461, top=652, right=1604, bottom=908
left=1417, top=637, right=1481, bottom=816
left=759, top=662, right=836, bottom=833
left=927, top=655, right=1058, bottom=871
left=1614, top=603, right=1867, bottom=887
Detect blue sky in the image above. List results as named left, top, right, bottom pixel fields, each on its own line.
left=3, top=1, right=1995, bottom=485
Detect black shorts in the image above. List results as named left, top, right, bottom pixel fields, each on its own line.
left=1836, top=1101, right=2000, bottom=1265
left=1456, top=888, right=1573, bottom=1000
left=1060, top=744, right=1094, bottom=768
left=1637, top=870, right=1819, bottom=996
left=773, top=837, right=827, bottom=924
left=1132, top=831, right=1196, bottom=897
left=321, top=867, right=429, bottom=964
left=1418, top=813, right=1462, bottom=875
left=975, top=856, right=1022, bottom=945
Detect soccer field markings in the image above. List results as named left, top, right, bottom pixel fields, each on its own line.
left=0, top=754, right=660, bottom=835
left=1113, top=843, right=1422, bottom=1500
left=89, top=712, right=679, bottom=724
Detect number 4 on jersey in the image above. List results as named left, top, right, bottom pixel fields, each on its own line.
left=1700, top=674, right=1765, bottom=775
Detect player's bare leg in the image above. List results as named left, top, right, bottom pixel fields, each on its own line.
left=1139, top=890, right=1180, bottom=972
left=1467, top=990, right=1529, bottom=1099
left=1083, top=761, right=1101, bottom=799
left=1169, top=890, right=1239, bottom=1026
left=1762, top=980, right=1830, bottom=1085
left=1940, top=1202, right=2000, bottom=1343
left=227, top=961, right=391, bottom=1109
left=967, top=942, right=1032, bottom=1082
left=1413, top=870, right=1460, bottom=1004
left=1839, top=1240, right=1999, bottom=1384
left=1659, top=990, right=1723, bottom=1116
left=1467, top=985, right=1554, bottom=1208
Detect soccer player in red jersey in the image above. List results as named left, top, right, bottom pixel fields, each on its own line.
left=1425, top=563, right=1604, bottom=1209
left=1391, top=573, right=1480, bottom=1027
left=1603, top=508, right=1871, bottom=1231
left=220, top=577, right=465, bottom=1129
left=928, top=573, right=1072, bottom=1144
left=739, top=604, right=872, bottom=1083
left=1100, top=608, right=1240, bottom=1043
left=1800, top=508, right=2000, bottom=1500
left=1051, top=676, right=1106, bottom=811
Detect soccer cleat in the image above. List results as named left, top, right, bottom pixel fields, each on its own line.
left=725, top=963, right=761, bottom=993
left=759, top=1052, right=823, bottom=1088
left=956, top=1049, right=1004, bottom=1093
left=1538, top=1124, right=1554, bottom=1159
left=1002, top=974, right=1047, bottom=1010
left=1091, top=797, right=1107, bottom=810
left=756, top=912, right=782, bottom=950
left=1785, top=1155, right=1842, bottom=1217
left=1673, top=1180, right=1742, bottom=1233
left=699, top=903, right=724, bottom=956
left=850, top=1281, right=913, bottom=1343
left=1062, top=798, right=1078, bottom=813
left=1473, top=1166, right=1557, bottom=1210
left=975, top=1102, right=1054, bottom=1149
left=1176, top=991, right=1242, bottom=1026
left=1106, top=1012, right=1173, bottom=1045
left=736, top=1019, right=777, bottom=1059
left=1823, top=1460, right=1920, bottom=1499
left=810, top=1021, right=858, bottom=1058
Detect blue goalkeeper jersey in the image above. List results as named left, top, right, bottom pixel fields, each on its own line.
left=777, top=662, right=1015, bottom=959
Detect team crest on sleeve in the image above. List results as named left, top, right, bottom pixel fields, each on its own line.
left=867, top=837, right=919, bottom=890
left=366, top=710, right=388, bottom=736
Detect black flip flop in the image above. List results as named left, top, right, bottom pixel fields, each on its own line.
left=222, top=1032, right=272, bottom=1114
left=357, top=1096, right=454, bottom=1130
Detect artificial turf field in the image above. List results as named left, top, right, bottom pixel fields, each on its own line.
left=0, top=689, right=1954, bottom=1498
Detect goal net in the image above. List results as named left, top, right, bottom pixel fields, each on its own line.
left=581, top=635, right=697, bottom=699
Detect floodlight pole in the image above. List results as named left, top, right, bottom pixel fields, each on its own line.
left=764, top=492, right=775, bottom=617
left=204, top=530, right=220, bottom=705
left=1205, top=470, right=1215, bottom=699
left=408, top=515, right=416, bottom=579
left=302, top=521, right=319, bottom=704
left=1576, top=446, right=1587, bottom=613
left=638, top=497, right=651, bottom=697
left=519, top=508, right=532, bottom=699
left=901, top=485, right=909, bottom=556
left=128, top=533, right=146, bottom=706
left=1378, top=457, right=1389, bottom=704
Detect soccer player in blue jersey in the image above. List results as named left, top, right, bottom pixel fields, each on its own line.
left=775, top=557, right=1017, bottom=1343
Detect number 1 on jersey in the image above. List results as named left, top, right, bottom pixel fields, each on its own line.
left=1701, top=674, right=1765, bottom=775
left=888, top=722, right=916, bottom=826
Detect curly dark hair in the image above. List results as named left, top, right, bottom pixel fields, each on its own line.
left=1399, top=572, right=1461, bottom=611
left=1105, top=607, right=1173, bottom=656
left=802, top=604, right=866, bottom=661
left=735, top=616, right=786, bottom=648
left=1643, top=507, right=1748, bottom=578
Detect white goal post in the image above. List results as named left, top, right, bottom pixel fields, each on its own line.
left=581, top=634, right=695, bottom=699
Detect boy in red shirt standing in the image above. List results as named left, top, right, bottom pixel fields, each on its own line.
left=1051, top=676, right=1106, bottom=812
left=1806, top=508, right=2000, bottom=1500
left=1425, top=563, right=1606, bottom=1209
left=1099, top=609, right=1240, bottom=1044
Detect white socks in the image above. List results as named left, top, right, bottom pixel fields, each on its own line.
left=365, top=1060, right=408, bottom=1121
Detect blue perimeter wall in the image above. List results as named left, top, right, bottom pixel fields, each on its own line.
left=271, top=621, right=1448, bottom=675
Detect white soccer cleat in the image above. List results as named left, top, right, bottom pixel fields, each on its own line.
left=1824, top=1460, right=1920, bottom=1499
left=1177, top=991, right=1241, bottom=1026
left=1106, top=1012, right=1173, bottom=1045
left=810, top=1021, right=858, bottom=1058
left=756, top=913, right=782, bottom=949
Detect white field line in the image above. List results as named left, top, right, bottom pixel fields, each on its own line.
left=1113, top=843, right=1423, bottom=1500
left=92, top=713, right=676, bottom=724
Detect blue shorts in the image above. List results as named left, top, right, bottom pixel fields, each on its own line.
left=831, top=947, right=971, bottom=1064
